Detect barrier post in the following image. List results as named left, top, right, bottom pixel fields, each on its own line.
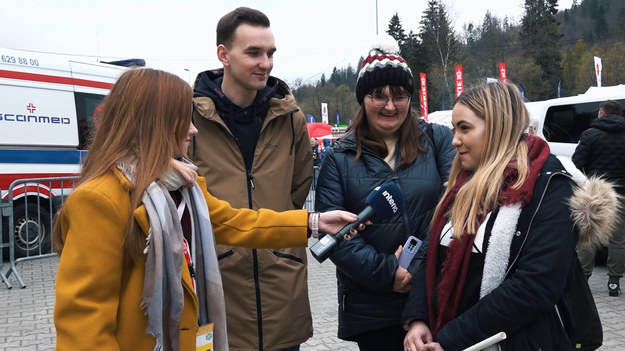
left=1, top=176, right=79, bottom=289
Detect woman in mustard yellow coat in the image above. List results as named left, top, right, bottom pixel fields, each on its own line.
left=53, top=68, right=359, bottom=351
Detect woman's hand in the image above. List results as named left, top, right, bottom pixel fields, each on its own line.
left=404, top=321, right=436, bottom=351
left=393, top=245, right=413, bottom=293
left=169, top=158, right=197, bottom=188
left=318, top=210, right=368, bottom=239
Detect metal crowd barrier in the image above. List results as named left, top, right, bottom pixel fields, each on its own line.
left=1, top=176, right=79, bottom=289
left=303, top=166, right=320, bottom=212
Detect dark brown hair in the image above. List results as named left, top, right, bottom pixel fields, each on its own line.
left=599, top=100, right=623, bottom=116
left=216, top=7, right=270, bottom=47
left=346, top=85, right=424, bottom=168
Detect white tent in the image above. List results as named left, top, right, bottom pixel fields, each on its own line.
left=426, top=110, right=453, bottom=128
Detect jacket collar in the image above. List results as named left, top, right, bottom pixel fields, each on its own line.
left=193, top=69, right=299, bottom=125
left=506, top=154, right=620, bottom=269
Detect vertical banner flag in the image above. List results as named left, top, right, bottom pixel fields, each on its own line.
left=336, top=110, right=340, bottom=125
left=455, top=65, right=464, bottom=98
left=499, top=62, right=508, bottom=83
left=419, top=73, right=429, bottom=122
left=306, top=113, right=316, bottom=123
left=321, top=103, right=329, bottom=124
left=594, top=56, right=602, bottom=87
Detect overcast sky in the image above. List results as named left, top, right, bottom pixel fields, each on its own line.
left=1, top=0, right=574, bottom=85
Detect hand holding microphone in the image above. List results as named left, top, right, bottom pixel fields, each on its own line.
left=310, top=182, right=405, bottom=263
left=315, top=211, right=367, bottom=236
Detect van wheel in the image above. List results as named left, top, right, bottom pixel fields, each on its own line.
left=12, top=203, right=51, bottom=258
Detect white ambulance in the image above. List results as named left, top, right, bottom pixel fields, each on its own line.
left=0, top=47, right=140, bottom=256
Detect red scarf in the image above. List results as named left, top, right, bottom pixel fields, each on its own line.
left=425, top=135, right=550, bottom=338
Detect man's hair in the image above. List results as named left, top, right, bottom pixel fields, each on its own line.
left=599, top=100, right=623, bottom=116
left=216, top=7, right=270, bottom=47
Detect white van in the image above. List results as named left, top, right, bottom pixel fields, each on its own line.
left=427, top=84, right=625, bottom=180
left=525, top=84, right=625, bottom=160
left=0, top=47, right=140, bottom=256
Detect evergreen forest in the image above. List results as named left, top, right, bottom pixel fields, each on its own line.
left=293, top=0, right=625, bottom=123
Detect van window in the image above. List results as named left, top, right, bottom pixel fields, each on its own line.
left=542, top=99, right=625, bottom=143
left=74, top=92, right=106, bottom=150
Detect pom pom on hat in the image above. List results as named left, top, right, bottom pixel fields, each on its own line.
left=355, top=46, right=414, bottom=105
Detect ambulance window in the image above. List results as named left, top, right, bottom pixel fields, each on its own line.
left=74, top=92, right=106, bottom=150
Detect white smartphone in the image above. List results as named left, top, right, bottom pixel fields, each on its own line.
left=398, top=235, right=422, bottom=269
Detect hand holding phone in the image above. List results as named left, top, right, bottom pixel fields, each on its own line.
left=398, top=235, right=422, bottom=269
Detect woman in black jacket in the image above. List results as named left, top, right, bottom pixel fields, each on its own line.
left=402, top=82, right=615, bottom=351
left=315, top=47, right=455, bottom=351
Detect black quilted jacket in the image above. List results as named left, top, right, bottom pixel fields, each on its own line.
left=572, top=114, right=625, bottom=195
left=315, top=119, right=456, bottom=340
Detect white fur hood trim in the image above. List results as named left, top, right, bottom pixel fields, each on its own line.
left=570, top=176, right=623, bottom=250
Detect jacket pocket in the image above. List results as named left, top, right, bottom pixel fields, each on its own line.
left=272, top=250, right=303, bottom=263
left=217, top=249, right=234, bottom=260
left=339, top=289, right=348, bottom=312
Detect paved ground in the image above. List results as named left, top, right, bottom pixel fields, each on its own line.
left=1, top=243, right=624, bottom=350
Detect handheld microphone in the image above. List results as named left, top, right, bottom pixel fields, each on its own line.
left=310, top=182, right=405, bottom=263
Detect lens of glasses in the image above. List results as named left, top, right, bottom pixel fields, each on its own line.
left=392, top=96, right=409, bottom=108
left=370, top=94, right=410, bottom=109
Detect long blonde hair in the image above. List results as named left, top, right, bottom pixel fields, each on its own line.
left=435, top=82, right=530, bottom=236
left=53, top=68, right=193, bottom=262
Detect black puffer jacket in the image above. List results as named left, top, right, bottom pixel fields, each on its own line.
left=315, top=119, right=455, bottom=340
left=572, top=114, right=625, bottom=196
left=402, top=155, right=618, bottom=350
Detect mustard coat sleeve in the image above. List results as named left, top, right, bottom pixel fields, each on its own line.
left=54, top=186, right=128, bottom=351
left=197, top=177, right=309, bottom=248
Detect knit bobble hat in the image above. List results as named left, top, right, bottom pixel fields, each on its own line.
left=355, top=47, right=414, bottom=105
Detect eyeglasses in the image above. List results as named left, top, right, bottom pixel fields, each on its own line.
left=367, top=93, right=411, bottom=109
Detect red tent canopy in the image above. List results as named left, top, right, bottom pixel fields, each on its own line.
left=306, top=122, right=333, bottom=139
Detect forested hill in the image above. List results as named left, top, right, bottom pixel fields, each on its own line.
left=558, top=0, right=625, bottom=49
left=293, top=0, right=625, bottom=122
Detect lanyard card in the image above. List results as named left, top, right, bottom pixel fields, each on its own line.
left=196, top=323, right=214, bottom=351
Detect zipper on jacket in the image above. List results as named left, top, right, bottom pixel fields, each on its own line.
left=248, top=172, right=255, bottom=190
left=505, top=171, right=567, bottom=277
left=252, top=248, right=264, bottom=349
left=390, top=173, right=413, bottom=239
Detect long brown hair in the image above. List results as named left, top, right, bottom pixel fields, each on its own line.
left=53, top=68, right=193, bottom=263
left=346, top=85, right=424, bottom=168
left=435, top=82, right=530, bottom=236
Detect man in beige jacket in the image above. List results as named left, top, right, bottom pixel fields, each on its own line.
left=190, top=7, right=313, bottom=351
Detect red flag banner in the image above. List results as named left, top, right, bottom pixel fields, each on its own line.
left=419, top=73, right=428, bottom=122
left=499, top=62, right=508, bottom=83
left=455, top=65, right=464, bottom=98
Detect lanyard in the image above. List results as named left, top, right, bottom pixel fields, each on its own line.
left=178, top=197, right=196, bottom=292
left=182, top=238, right=195, bottom=291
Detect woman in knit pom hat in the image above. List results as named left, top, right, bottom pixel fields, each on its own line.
left=315, top=46, right=456, bottom=350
